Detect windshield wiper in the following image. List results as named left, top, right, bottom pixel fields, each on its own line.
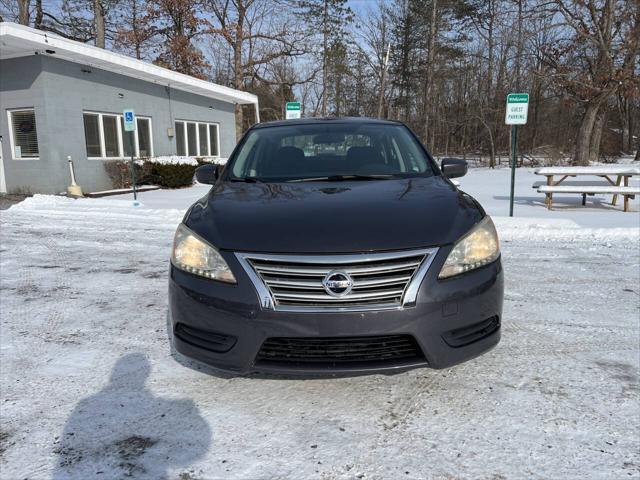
left=229, top=176, right=264, bottom=183
left=289, top=174, right=394, bottom=182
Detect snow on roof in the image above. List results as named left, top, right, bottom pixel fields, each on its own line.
left=0, top=22, right=259, bottom=107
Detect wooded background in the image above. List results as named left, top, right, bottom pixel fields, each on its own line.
left=2, top=0, right=639, bottom=165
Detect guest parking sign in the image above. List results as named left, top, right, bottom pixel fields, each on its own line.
left=505, top=94, right=529, bottom=125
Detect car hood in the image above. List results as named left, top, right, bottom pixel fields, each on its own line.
left=185, top=176, right=484, bottom=254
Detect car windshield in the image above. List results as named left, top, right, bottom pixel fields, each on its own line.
left=228, top=122, right=436, bottom=182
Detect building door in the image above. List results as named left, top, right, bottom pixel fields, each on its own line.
left=0, top=135, right=6, bottom=193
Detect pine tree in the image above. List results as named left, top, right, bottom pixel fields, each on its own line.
left=298, top=0, right=353, bottom=116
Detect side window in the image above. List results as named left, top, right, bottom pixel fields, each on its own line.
left=232, top=132, right=260, bottom=177
left=391, top=131, right=426, bottom=173
left=390, top=137, right=405, bottom=172
left=9, top=109, right=39, bottom=159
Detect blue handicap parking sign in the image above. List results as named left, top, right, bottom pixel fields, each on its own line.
left=123, top=109, right=136, bottom=131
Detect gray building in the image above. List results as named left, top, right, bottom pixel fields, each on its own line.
left=0, top=22, right=259, bottom=194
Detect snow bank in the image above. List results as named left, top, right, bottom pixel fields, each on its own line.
left=139, top=156, right=228, bottom=166
left=143, top=155, right=199, bottom=166
left=493, top=216, right=640, bottom=243
left=6, top=194, right=638, bottom=246
left=5, top=194, right=184, bottom=225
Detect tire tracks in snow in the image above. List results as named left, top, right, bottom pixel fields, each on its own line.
left=11, top=237, right=72, bottom=370
left=498, top=319, right=636, bottom=425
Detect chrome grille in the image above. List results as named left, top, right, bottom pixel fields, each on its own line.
left=235, top=248, right=438, bottom=312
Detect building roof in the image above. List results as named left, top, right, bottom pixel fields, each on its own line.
left=0, top=22, right=259, bottom=108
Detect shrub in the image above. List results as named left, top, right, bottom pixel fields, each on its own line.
left=103, top=160, right=153, bottom=189
left=104, top=157, right=208, bottom=190
left=148, top=163, right=197, bottom=188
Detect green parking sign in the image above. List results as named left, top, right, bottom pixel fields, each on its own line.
left=286, top=102, right=301, bottom=120
left=505, top=94, right=529, bottom=125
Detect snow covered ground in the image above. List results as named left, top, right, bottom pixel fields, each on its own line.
left=1, top=168, right=639, bottom=479
left=458, top=167, right=640, bottom=228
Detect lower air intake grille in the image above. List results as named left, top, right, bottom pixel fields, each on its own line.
left=442, top=316, right=500, bottom=347
left=255, top=335, right=425, bottom=367
left=174, top=323, right=237, bottom=353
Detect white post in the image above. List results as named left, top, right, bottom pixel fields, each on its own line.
left=66, top=155, right=83, bottom=197
left=68, top=156, right=78, bottom=186
left=254, top=100, right=260, bottom=124
left=0, top=136, right=6, bottom=193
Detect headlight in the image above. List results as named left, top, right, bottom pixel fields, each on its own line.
left=439, top=216, right=500, bottom=279
left=171, top=223, right=236, bottom=283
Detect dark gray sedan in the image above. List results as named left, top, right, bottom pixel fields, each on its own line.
left=169, top=117, right=503, bottom=375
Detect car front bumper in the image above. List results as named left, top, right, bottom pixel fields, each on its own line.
left=168, top=247, right=503, bottom=375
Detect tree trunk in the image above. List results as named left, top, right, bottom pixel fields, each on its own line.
left=321, top=0, right=328, bottom=117
left=377, top=43, right=389, bottom=119
left=588, top=109, right=606, bottom=163
left=18, top=0, right=30, bottom=25
left=574, top=102, right=601, bottom=165
left=617, top=95, right=630, bottom=153
left=233, top=4, right=245, bottom=140
left=132, top=0, right=141, bottom=60
left=422, top=0, right=438, bottom=148
left=479, top=109, right=496, bottom=168
left=94, top=0, right=106, bottom=48
left=628, top=100, right=634, bottom=153
left=485, top=0, right=495, bottom=168
left=515, top=0, right=523, bottom=90
left=34, top=0, right=42, bottom=28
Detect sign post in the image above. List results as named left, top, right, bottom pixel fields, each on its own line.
left=122, top=109, right=137, bottom=201
left=504, top=93, right=529, bottom=217
left=285, top=102, right=301, bottom=120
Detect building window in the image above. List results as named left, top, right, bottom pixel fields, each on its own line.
left=209, top=124, right=219, bottom=156
left=83, top=112, right=153, bottom=159
left=8, top=109, right=39, bottom=159
left=84, top=114, right=102, bottom=157
left=198, top=124, right=208, bottom=157
left=122, top=117, right=134, bottom=157
left=175, top=121, right=186, bottom=156
left=102, top=115, right=120, bottom=158
left=174, top=120, right=220, bottom=157
left=137, top=118, right=152, bottom=157
left=186, top=122, right=197, bottom=156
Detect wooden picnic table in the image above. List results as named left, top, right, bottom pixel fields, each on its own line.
left=534, top=166, right=640, bottom=212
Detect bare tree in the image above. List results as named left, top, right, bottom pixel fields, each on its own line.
left=18, top=0, right=30, bottom=25
left=206, top=0, right=309, bottom=136
left=546, top=0, right=640, bottom=164
left=94, top=0, right=106, bottom=47
left=113, top=0, right=154, bottom=59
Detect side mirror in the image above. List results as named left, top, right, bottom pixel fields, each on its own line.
left=440, top=158, right=468, bottom=179
left=195, top=164, right=219, bottom=185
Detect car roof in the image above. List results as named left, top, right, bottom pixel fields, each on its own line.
left=251, top=116, right=404, bottom=129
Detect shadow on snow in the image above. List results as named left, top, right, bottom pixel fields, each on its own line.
left=53, top=353, right=211, bottom=479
